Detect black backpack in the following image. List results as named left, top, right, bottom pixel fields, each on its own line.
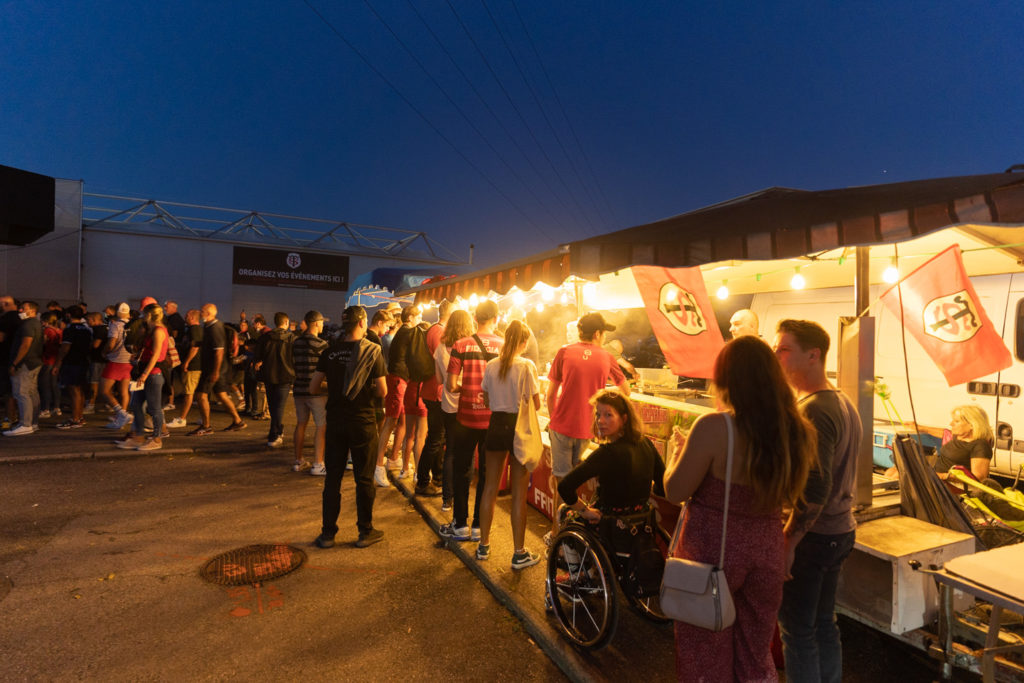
left=407, top=325, right=436, bottom=382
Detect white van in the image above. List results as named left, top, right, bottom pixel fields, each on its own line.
left=750, top=273, right=1024, bottom=478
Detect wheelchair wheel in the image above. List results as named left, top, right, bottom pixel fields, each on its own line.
left=624, top=524, right=672, bottom=624
left=546, top=527, right=618, bottom=650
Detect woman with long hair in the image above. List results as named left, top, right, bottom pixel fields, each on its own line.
left=433, top=308, right=475, bottom=511
left=664, top=335, right=816, bottom=682
left=935, top=404, right=993, bottom=480
left=477, top=319, right=542, bottom=569
left=117, top=305, right=169, bottom=452
left=556, top=388, right=664, bottom=522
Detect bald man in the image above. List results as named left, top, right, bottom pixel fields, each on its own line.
left=729, top=309, right=759, bottom=339
left=190, top=303, right=246, bottom=435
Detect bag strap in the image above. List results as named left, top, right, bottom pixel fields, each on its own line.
left=665, top=412, right=735, bottom=569
left=717, top=412, right=734, bottom=569
left=472, top=333, right=498, bottom=361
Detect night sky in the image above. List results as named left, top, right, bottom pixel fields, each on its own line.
left=2, top=1, right=1021, bottom=270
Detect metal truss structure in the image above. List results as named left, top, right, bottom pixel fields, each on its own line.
left=81, top=193, right=464, bottom=265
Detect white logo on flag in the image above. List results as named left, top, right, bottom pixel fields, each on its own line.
left=286, top=253, right=301, bottom=269
left=923, top=289, right=981, bottom=343
left=658, top=283, right=707, bottom=336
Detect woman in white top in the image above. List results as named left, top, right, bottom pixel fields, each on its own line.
left=433, top=309, right=475, bottom=510
left=477, top=320, right=542, bottom=569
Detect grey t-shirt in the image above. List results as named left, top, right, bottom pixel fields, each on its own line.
left=11, top=317, right=43, bottom=370
left=105, top=319, right=131, bottom=363
left=799, top=389, right=861, bottom=536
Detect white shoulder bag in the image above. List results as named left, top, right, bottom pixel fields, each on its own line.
left=512, top=365, right=543, bottom=472
left=659, top=412, right=737, bottom=631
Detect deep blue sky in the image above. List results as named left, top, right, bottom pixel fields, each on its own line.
left=2, top=1, right=1022, bottom=270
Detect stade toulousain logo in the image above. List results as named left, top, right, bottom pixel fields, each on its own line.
left=286, top=253, right=302, bottom=270
left=923, top=290, right=981, bottom=343
left=658, top=283, right=707, bottom=336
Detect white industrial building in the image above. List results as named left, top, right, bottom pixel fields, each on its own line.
left=0, top=176, right=463, bottom=320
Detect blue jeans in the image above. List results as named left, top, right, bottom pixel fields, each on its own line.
left=266, top=382, right=291, bottom=441
left=130, top=373, right=165, bottom=437
left=778, top=529, right=856, bottom=683
left=12, top=365, right=41, bottom=427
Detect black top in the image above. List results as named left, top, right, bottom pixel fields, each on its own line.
left=185, top=325, right=203, bottom=371
left=558, top=437, right=666, bottom=511
left=0, top=310, right=20, bottom=357
left=316, top=339, right=386, bottom=421
left=387, top=325, right=413, bottom=380
left=90, top=324, right=108, bottom=363
left=935, top=437, right=993, bottom=474
left=165, top=312, right=186, bottom=345
left=61, top=321, right=94, bottom=366
left=200, top=320, right=227, bottom=374
left=366, top=329, right=382, bottom=347
left=257, top=328, right=296, bottom=384
left=11, top=317, right=43, bottom=369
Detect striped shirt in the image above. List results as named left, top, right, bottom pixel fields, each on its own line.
left=447, top=333, right=503, bottom=430
left=292, top=333, right=329, bottom=396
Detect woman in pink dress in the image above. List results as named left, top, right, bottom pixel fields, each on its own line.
left=664, top=336, right=817, bottom=682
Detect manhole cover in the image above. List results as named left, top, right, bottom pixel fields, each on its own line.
left=200, top=544, right=306, bottom=586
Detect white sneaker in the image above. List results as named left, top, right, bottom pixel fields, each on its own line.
left=310, top=462, right=327, bottom=476
left=54, top=408, right=61, bottom=416
left=374, top=465, right=390, bottom=487
left=166, top=417, right=187, bottom=428
left=104, top=412, right=129, bottom=429
left=385, top=457, right=402, bottom=471
left=3, top=424, right=34, bottom=436
left=398, top=466, right=414, bottom=480
left=268, top=436, right=284, bottom=448
left=292, top=460, right=311, bottom=472
left=38, top=410, right=51, bottom=419
left=83, top=404, right=95, bottom=414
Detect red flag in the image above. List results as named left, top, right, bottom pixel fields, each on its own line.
left=632, top=265, right=725, bottom=378
left=879, top=244, right=1012, bottom=386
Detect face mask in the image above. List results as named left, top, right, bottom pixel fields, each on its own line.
left=18, top=312, right=29, bottom=320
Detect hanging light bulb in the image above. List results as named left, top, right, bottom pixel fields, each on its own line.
left=716, top=280, right=729, bottom=300
left=883, top=256, right=899, bottom=284
left=791, top=267, right=806, bottom=290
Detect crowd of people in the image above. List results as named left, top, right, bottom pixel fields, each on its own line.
left=3, top=292, right=869, bottom=681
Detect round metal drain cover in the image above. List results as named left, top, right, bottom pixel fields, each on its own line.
left=200, top=544, right=306, bottom=585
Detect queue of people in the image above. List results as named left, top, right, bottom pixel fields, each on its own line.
left=4, top=293, right=888, bottom=681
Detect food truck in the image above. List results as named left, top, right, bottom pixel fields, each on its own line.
left=404, top=169, right=1024, bottom=680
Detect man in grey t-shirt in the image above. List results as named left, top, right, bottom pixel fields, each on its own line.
left=4, top=300, right=43, bottom=436
left=773, top=318, right=861, bottom=683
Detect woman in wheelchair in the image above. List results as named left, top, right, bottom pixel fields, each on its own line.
left=556, top=388, right=665, bottom=524
left=545, top=389, right=668, bottom=649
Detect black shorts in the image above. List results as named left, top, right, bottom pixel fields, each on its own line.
left=58, top=364, right=90, bottom=388
left=484, top=411, right=517, bottom=453
left=197, top=372, right=231, bottom=396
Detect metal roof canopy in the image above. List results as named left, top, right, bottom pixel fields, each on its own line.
left=405, top=168, right=1024, bottom=302
left=81, top=193, right=464, bottom=265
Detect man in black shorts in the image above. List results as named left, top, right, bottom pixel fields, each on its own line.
left=190, top=303, right=246, bottom=435
left=54, top=305, right=92, bottom=429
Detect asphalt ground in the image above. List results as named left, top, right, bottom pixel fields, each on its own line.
left=0, top=399, right=972, bottom=681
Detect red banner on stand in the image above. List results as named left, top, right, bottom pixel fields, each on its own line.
left=632, top=265, right=725, bottom=378
left=879, top=245, right=1012, bottom=386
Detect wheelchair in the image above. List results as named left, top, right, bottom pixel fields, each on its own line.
left=545, top=503, right=672, bottom=650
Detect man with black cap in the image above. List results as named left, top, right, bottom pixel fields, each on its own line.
left=545, top=312, right=630, bottom=541
left=308, top=305, right=387, bottom=549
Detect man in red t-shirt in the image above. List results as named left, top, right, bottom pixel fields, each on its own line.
left=415, top=300, right=450, bottom=497
left=439, top=300, right=503, bottom=541
left=546, top=312, right=629, bottom=538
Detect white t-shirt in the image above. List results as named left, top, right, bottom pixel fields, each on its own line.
left=434, top=343, right=459, bottom=414
left=481, top=357, right=539, bottom=414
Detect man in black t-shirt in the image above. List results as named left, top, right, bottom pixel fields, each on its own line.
left=55, top=305, right=93, bottom=428
left=309, top=305, right=387, bottom=549
left=168, top=309, right=203, bottom=430
left=190, top=303, right=246, bottom=435
left=0, top=294, right=21, bottom=427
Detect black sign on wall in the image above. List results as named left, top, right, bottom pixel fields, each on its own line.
left=232, top=246, right=349, bottom=291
